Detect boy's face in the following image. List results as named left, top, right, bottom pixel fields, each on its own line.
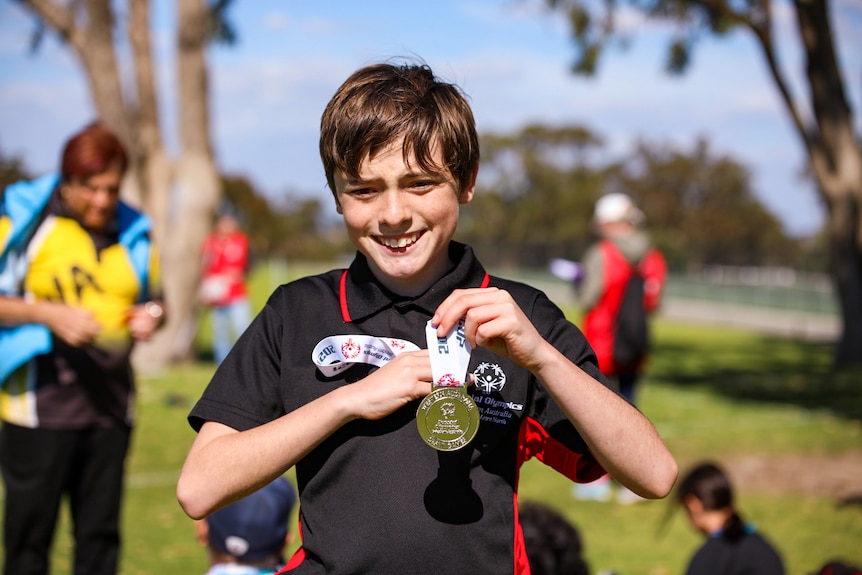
left=334, top=138, right=475, bottom=296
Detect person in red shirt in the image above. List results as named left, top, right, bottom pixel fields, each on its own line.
left=200, top=208, right=252, bottom=364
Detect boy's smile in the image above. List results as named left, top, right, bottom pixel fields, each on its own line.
left=334, top=138, right=475, bottom=296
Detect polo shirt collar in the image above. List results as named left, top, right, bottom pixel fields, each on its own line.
left=342, top=241, right=487, bottom=323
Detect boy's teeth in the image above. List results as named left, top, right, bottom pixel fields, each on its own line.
left=382, top=234, right=417, bottom=248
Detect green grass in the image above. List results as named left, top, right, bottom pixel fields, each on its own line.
left=517, top=319, right=862, bottom=574
left=3, top=263, right=861, bottom=574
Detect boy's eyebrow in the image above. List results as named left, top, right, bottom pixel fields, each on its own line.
left=339, top=174, right=367, bottom=186
left=342, top=168, right=444, bottom=186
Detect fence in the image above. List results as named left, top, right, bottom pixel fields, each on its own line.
left=510, top=265, right=840, bottom=342
left=262, top=260, right=841, bottom=342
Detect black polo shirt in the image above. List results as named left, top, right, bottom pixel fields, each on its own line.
left=189, top=242, right=609, bottom=575
left=686, top=530, right=785, bottom=575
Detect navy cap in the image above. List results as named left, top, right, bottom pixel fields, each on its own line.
left=207, top=477, right=297, bottom=562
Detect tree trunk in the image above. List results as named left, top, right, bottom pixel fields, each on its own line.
left=17, top=0, right=221, bottom=369
left=825, top=193, right=862, bottom=363
left=124, top=0, right=180, bottom=370
left=173, top=0, right=221, bottom=358
left=128, top=0, right=173, bottom=245
left=794, top=0, right=862, bottom=365
left=21, top=0, right=133, bottom=152
left=134, top=0, right=221, bottom=367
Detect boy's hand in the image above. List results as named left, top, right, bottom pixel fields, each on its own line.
left=431, top=288, right=549, bottom=371
left=349, top=350, right=433, bottom=421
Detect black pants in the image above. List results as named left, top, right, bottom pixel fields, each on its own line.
left=0, top=423, right=131, bottom=575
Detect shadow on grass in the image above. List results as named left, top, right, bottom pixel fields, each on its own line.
left=650, top=335, right=862, bottom=421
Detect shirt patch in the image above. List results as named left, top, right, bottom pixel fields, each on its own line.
left=470, top=361, right=523, bottom=426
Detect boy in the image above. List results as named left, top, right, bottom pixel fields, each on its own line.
left=177, top=62, right=677, bottom=574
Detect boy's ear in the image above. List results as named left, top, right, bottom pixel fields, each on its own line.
left=334, top=195, right=343, bottom=215
left=458, top=164, right=479, bottom=204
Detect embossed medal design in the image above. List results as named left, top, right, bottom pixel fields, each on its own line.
left=419, top=318, right=480, bottom=451
left=416, top=387, right=479, bottom=451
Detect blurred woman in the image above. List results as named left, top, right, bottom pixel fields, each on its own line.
left=0, top=123, right=165, bottom=575
left=677, top=462, right=785, bottom=575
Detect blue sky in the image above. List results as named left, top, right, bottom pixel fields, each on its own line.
left=1, top=0, right=860, bottom=236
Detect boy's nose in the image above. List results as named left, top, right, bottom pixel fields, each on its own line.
left=379, top=191, right=411, bottom=226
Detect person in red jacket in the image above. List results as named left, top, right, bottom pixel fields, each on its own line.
left=573, top=192, right=667, bottom=503
left=200, top=208, right=252, bottom=364
left=578, top=193, right=666, bottom=403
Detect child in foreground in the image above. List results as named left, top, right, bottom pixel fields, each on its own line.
left=177, top=61, right=678, bottom=574
left=196, top=477, right=296, bottom=575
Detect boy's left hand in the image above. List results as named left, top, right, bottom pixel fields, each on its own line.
left=431, top=288, right=548, bottom=370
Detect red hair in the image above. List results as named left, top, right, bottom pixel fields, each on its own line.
left=61, top=122, right=128, bottom=182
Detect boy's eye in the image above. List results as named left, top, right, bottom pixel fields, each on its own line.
left=346, top=187, right=375, bottom=197
left=409, top=179, right=437, bottom=191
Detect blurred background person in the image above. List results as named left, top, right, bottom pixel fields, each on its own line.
left=577, top=192, right=666, bottom=405
left=195, top=476, right=297, bottom=575
left=573, top=192, right=666, bottom=504
left=0, top=122, right=165, bottom=575
left=519, top=501, right=590, bottom=575
left=200, top=206, right=252, bottom=364
left=676, top=461, right=785, bottom=575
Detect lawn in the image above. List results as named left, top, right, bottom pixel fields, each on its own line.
left=2, top=264, right=860, bottom=574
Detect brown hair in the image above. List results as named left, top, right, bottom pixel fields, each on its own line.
left=61, top=122, right=128, bottom=182
left=319, top=62, right=479, bottom=197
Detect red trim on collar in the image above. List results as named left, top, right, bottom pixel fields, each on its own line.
left=339, top=269, right=351, bottom=322
left=338, top=271, right=491, bottom=323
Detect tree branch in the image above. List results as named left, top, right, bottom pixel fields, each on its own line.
left=738, top=1, right=823, bottom=172
left=19, top=0, right=79, bottom=48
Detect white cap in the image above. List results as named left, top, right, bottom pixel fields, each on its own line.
left=593, top=193, right=644, bottom=226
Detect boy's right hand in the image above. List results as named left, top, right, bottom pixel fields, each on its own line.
left=348, top=350, right=433, bottom=421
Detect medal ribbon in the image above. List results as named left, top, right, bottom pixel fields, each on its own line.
left=425, top=318, right=472, bottom=388
left=312, top=335, right=420, bottom=377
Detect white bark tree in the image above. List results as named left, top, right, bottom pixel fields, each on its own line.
left=18, top=0, right=224, bottom=368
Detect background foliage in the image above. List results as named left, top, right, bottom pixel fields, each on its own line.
left=0, top=125, right=821, bottom=274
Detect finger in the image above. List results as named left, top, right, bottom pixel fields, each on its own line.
left=467, top=372, right=476, bottom=387
left=433, top=288, right=500, bottom=335
left=460, top=300, right=511, bottom=344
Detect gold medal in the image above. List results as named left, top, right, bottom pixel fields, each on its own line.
left=416, top=386, right=479, bottom=451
